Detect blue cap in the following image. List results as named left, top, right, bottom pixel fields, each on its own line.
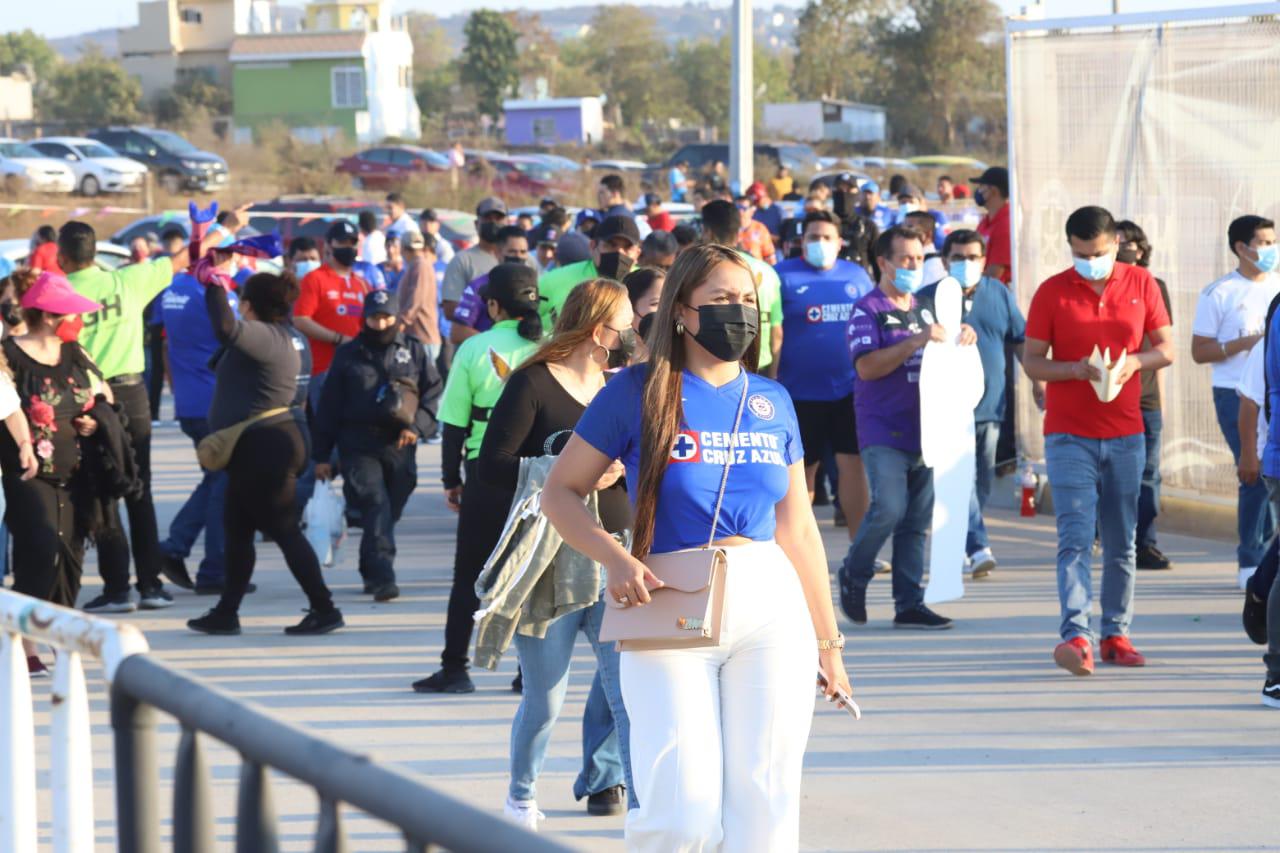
left=862, top=180, right=880, bottom=195
left=575, top=209, right=602, bottom=228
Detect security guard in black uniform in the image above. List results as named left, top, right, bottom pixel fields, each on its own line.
left=312, top=289, right=442, bottom=601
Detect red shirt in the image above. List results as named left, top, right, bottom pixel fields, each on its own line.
left=977, top=203, right=1011, bottom=284
left=648, top=211, right=676, bottom=232
left=1025, top=262, right=1170, bottom=439
left=294, top=265, right=370, bottom=373
left=29, top=242, right=63, bottom=275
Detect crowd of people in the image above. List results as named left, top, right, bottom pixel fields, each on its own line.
left=2, top=160, right=1277, bottom=849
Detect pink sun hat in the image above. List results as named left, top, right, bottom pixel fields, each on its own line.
left=21, top=271, right=102, bottom=315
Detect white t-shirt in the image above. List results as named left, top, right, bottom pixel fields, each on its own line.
left=361, top=230, right=386, bottom=265
left=0, top=377, right=18, bottom=420
left=1236, top=340, right=1267, bottom=460
left=1192, top=270, right=1280, bottom=388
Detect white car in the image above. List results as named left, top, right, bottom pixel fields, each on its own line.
left=30, top=137, right=148, bottom=196
left=0, top=239, right=130, bottom=272
left=0, top=139, right=76, bottom=194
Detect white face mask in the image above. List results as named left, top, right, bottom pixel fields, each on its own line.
left=804, top=239, right=839, bottom=269
left=949, top=259, right=984, bottom=288
left=294, top=260, right=320, bottom=279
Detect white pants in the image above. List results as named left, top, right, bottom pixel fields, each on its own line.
left=620, top=542, right=817, bottom=853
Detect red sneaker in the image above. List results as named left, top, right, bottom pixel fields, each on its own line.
left=27, top=655, right=50, bottom=679
left=1053, top=637, right=1094, bottom=676
left=1100, top=635, right=1146, bottom=667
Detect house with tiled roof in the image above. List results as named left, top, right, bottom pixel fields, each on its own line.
left=228, top=0, right=420, bottom=144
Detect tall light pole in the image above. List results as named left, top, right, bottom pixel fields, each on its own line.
left=729, top=0, right=754, bottom=193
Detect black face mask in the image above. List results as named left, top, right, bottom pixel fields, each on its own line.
left=597, top=251, right=632, bottom=281
left=787, top=245, right=803, bottom=260
left=362, top=323, right=398, bottom=348
left=503, top=254, right=525, bottom=265
left=637, top=312, right=656, bottom=342
left=0, top=302, right=21, bottom=327
left=331, top=246, right=357, bottom=267
left=1116, top=247, right=1140, bottom=265
left=687, top=303, right=759, bottom=363
left=606, top=326, right=637, bottom=369
left=478, top=221, right=503, bottom=244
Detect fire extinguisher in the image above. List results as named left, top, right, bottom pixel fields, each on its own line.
left=1020, top=466, right=1038, bottom=517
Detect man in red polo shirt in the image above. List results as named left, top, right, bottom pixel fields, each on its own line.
left=974, top=167, right=1011, bottom=285
left=294, top=219, right=371, bottom=409
left=1023, top=206, right=1173, bottom=676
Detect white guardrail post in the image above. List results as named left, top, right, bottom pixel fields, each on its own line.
left=0, top=589, right=149, bottom=853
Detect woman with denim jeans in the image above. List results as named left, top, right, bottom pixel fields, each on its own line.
left=479, top=279, right=638, bottom=830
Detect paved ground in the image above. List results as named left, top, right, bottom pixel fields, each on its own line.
left=21, top=422, right=1280, bottom=851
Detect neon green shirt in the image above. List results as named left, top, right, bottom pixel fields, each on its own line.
left=68, top=259, right=173, bottom=379
left=438, top=319, right=541, bottom=459
left=538, top=259, right=597, bottom=327
left=742, top=252, right=783, bottom=370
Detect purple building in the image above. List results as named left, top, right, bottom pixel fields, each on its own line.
left=503, top=97, right=605, bottom=147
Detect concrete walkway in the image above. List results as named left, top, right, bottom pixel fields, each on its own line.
left=22, top=423, right=1279, bottom=851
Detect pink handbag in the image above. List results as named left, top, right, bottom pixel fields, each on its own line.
left=600, top=376, right=748, bottom=651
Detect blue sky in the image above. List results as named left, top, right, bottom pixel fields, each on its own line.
left=16, top=0, right=1259, bottom=41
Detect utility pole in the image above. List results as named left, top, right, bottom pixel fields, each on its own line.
left=729, top=0, right=753, bottom=194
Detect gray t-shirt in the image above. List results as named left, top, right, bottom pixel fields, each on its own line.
left=206, top=285, right=311, bottom=430
left=441, top=245, right=498, bottom=303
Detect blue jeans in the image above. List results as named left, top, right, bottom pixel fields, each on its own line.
left=161, top=417, right=228, bottom=586
left=839, top=445, right=933, bottom=614
left=510, top=596, right=635, bottom=807
left=1044, top=433, right=1144, bottom=642
left=1213, top=386, right=1274, bottom=567
left=965, top=422, right=1000, bottom=555
left=295, top=370, right=329, bottom=512
left=1135, top=409, right=1163, bottom=549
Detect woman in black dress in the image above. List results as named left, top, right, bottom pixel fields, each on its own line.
left=0, top=271, right=104, bottom=675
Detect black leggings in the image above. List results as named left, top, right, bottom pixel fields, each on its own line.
left=441, top=459, right=515, bottom=671
left=4, top=475, right=86, bottom=608
left=98, top=381, right=162, bottom=594
left=217, top=419, right=333, bottom=615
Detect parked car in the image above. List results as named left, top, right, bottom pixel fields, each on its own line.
left=419, top=208, right=477, bottom=252
left=848, top=156, right=920, bottom=173
left=807, top=169, right=875, bottom=191
left=467, top=154, right=566, bottom=196
left=525, top=153, right=583, bottom=173
left=109, top=211, right=191, bottom=247
left=0, top=140, right=76, bottom=194
left=588, top=159, right=649, bottom=172
left=652, top=143, right=822, bottom=182
left=88, top=127, right=228, bottom=194
left=0, top=238, right=129, bottom=270
left=906, top=155, right=989, bottom=172
left=29, top=137, right=148, bottom=196
left=335, top=145, right=450, bottom=190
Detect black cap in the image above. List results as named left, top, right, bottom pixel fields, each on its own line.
left=896, top=184, right=923, bottom=200
left=594, top=215, right=641, bottom=247
left=974, top=166, right=1009, bottom=195
left=836, top=171, right=855, bottom=186
left=326, top=219, right=359, bottom=243
left=484, top=263, right=539, bottom=312
left=643, top=192, right=662, bottom=207
left=363, top=288, right=395, bottom=317
left=642, top=230, right=678, bottom=257
left=539, top=196, right=556, bottom=208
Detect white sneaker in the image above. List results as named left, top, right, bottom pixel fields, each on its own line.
left=969, top=548, right=997, bottom=580
left=1240, top=566, right=1258, bottom=592
left=504, top=796, right=544, bottom=832
left=874, top=559, right=891, bottom=575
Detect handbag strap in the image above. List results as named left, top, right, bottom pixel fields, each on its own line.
left=705, top=370, right=751, bottom=550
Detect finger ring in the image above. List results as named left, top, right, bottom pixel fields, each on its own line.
left=617, top=594, right=629, bottom=605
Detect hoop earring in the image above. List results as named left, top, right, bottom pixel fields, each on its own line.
left=675, top=320, right=685, bottom=336
left=590, top=344, right=610, bottom=365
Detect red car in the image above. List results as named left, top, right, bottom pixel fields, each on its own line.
left=467, top=154, right=566, bottom=196
left=336, top=145, right=449, bottom=190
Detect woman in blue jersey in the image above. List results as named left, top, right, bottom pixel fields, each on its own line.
left=542, top=244, right=852, bottom=852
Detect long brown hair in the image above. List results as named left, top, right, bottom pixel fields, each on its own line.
left=632, top=244, right=758, bottom=559
left=519, top=278, right=628, bottom=372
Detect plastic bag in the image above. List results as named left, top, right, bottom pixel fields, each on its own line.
left=304, top=483, right=347, bottom=568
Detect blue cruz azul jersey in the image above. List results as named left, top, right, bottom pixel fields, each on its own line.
left=775, top=257, right=875, bottom=401
left=574, top=365, right=803, bottom=554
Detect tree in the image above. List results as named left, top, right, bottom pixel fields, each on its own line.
left=573, top=5, right=675, bottom=128
left=509, top=12, right=562, bottom=98
left=0, top=30, right=58, bottom=83
left=672, top=38, right=794, bottom=134
left=791, top=0, right=890, bottom=103
left=154, top=74, right=232, bottom=126
left=460, top=9, right=519, bottom=121
left=875, top=0, right=1004, bottom=150
left=44, top=50, right=142, bottom=125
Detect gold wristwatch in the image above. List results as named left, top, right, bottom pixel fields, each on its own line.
left=817, top=634, right=845, bottom=651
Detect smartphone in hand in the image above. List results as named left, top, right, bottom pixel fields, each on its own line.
left=816, top=669, right=861, bottom=720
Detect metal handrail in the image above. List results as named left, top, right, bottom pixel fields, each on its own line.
left=110, top=654, right=574, bottom=853
left=2, top=590, right=574, bottom=852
